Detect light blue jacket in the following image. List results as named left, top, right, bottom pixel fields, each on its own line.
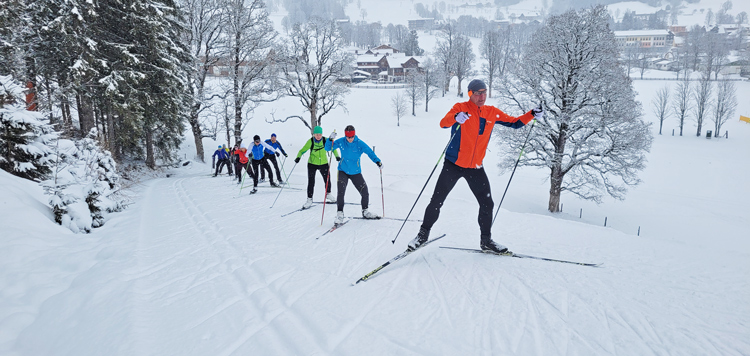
left=325, top=136, right=380, bottom=175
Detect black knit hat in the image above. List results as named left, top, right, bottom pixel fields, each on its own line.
left=253, top=135, right=260, bottom=141
left=467, top=79, right=486, bottom=92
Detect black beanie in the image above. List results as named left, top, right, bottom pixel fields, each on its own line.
left=253, top=135, right=260, bottom=141
left=467, top=79, right=486, bottom=92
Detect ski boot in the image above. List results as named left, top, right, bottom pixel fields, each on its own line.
left=407, top=227, right=430, bottom=251
left=480, top=235, right=508, bottom=254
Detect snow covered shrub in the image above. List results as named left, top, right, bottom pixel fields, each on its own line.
left=42, top=129, right=124, bottom=233
left=0, top=75, right=57, bottom=181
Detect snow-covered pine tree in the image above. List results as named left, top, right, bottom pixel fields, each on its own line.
left=43, top=129, right=124, bottom=233
left=0, top=75, right=57, bottom=181
left=496, top=5, right=653, bottom=212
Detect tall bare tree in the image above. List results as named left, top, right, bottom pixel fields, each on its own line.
left=434, top=24, right=456, bottom=96
left=403, top=71, right=424, bottom=116
left=451, top=34, right=475, bottom=96
left=712, top=80, right=737, bottom=137
left=183, top=0, right=224, bottom=161
left=421, top=58, right=441, bottom=112
left=693, top=75, right=712, bottom=137
left=480, top=29, right=509, bottom=98
left=651, top=86, right=670, bottom=135
left=672, top=77, right=691, bottom=136
left=280, top=18, right=353, bottom=133
left=223, top=0, right=278, bottom=144
left=497, top=6, right=652, bottom=212
left=391, top=92, right=407, bottom=126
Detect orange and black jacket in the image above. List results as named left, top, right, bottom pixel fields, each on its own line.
left=441, top=101, right=534, bottom=169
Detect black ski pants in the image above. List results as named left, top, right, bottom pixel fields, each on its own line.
left=261, top=153, right=283, bottom=182
left=307, top=163, right=332, bottom=198
left=215, top=159, right=230, bottom=175
left=421, top=159, right=494, bottom=236
left=235, top=161, right=252, bottom=182
left=251, top=159, right=273, bottom=187
left=337, top=171, right=368, bottom=212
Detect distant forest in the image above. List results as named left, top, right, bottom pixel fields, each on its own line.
left=550, top=0, right=699, bottom=14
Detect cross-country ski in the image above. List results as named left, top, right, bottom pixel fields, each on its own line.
left=439, top=246, right=601, bottom=267
left=353, top=234, right=446, bottom=285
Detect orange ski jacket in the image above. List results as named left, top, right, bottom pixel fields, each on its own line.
left=440, top=101, right=534, bottom=169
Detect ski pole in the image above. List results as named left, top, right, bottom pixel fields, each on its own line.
left=491, top=118, right=536, bottom=227
left=321, top=130, right=336, bottom=225
left=392, top=125, right=461, bottom=244
left=270, top=161, right=298, bottom=208
left=279, top=155, right=289, bottom=186
left=380, top=165, right=385, bottom=217
left=238, top=161, right=250, bottom=196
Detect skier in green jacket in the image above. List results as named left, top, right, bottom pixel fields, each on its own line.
left=295, top=126, right=340, bottom=209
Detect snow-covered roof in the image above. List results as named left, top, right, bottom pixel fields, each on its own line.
left=614, top=30, right=672, bottom=37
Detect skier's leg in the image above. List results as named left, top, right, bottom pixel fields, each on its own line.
left=251, top=160, right=261, bottom=187
left=262, top=159, right=275, bottom=184
left=337, top=171, right=349, bottom=212
left=320, top=164, right=332, bottom=194
left=420, top=160, right=462, bottom=231
left=465, top=167, right=494, bottom=236
left=350, top=173, right=369, bottom=210
left=306, top=163, right=316, bottom=198
left=269, top=155, right=282, bottom=181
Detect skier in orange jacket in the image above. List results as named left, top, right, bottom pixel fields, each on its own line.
left=408, top=79, right=543, bottom=253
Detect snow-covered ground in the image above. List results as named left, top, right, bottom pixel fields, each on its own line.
left=2, top=0, right=750, bottom=355
left=2, top=77, right=749, bottom=355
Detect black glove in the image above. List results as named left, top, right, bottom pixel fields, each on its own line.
left=376, top=161, right=383, bottom=168
left=276, top=152, right=280, bottom=157
left=335, top=156, right=341, bottom=162
left=212, top=163, right=215, bottom=169
left=294, top=157, right=300, bottom=164
left=284, top=153, right=288, bottom=157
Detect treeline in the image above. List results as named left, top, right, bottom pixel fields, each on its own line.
left=1, top=0, right=190, bottom=168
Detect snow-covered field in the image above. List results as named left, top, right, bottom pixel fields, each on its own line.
left=2, top=0, right=750, bottom=355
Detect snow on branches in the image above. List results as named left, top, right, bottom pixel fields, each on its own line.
left=42, top=129, right=124, bottom=233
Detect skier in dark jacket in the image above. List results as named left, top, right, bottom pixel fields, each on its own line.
left=325, top=125, right=382, bottom=224
left=249, top=135, right=279, bottom=192
left=407, top=79, right=543, bottom=253
left=260, top=133, right=288, bottom=184
left=212, top=145, right=230, bottom=177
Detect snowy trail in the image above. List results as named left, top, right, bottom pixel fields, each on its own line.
left=4, top=170, right=749, bottom=355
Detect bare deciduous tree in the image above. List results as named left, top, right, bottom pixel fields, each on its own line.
left=421, top=58, right=441, bottom=112
left=672, top=77, right=691, bottom=136
left=451, top=34, right=474, bottom=96
left=403, top=71, right=424, bottom=116
left=497, top=6, right=652, bottom=212
left=651, top=86, right=670, bottom=135
left=184, top=0, right=224, bottom=161
left=280, top=18, right=353, bottom=133
left=222, top=0, right=278, bottom=144
left=391, top=92, right=407, bottom=126
left=693, top=75, right=712, bottom=137
left=712, top=80, right=737, bottom=137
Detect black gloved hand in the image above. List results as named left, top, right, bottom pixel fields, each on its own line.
left=294, top=157, right=300, bottom=164
left=335, top=156, right=341, bottom=162
left=276, top=152, right=280, bottom=157
left=284, top=153, right=288, bottom=157
left=376, top=161, right=383, bottom=168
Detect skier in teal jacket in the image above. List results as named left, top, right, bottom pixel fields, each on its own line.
left=325, top=125, right=382, bottom=224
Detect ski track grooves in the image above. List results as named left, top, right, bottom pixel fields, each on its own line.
left=171, top=177, right=328, bottom=355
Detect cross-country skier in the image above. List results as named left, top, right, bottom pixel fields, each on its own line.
left=407, top=79, right=543, bottom=253
left=212, top=145, right=230, bottom=177
left=294, top=126, right=340, bottom=209
left=261, top=133, right=288, bottom=184
left=249, top=135, right=279, bottom=192
left=325, top=125, right=382, bottom=224
left=233, top=143, right=252, bottom=184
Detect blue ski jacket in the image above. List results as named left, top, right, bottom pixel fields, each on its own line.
left=250, top=141, right=275, bottom=161
left=325, top=136, right=380, bottom=175
left=264, top=139, right=287, bottom=156
left=212, top=148, right=229, bottom=160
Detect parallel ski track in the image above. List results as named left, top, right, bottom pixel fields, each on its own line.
left=172, top=177, right=328, bottom=355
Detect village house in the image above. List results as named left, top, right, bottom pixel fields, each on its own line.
left=353, top=45, right=425, bottom=83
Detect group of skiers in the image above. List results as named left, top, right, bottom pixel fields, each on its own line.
left=211, top=79, right=544, bottom=254
left=212, top=133, right=288, bottom=194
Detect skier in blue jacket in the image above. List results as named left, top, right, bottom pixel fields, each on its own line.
left=248, top=135, right=280, bottom=192
left=212, top=145, right=230, bottom=177
left=260, top=133, right=288, bottom=184
left=325, top=125, right=382, bottom=224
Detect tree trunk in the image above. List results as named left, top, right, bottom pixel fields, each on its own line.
left=189, top=111, right=205, bottom=162
left=77, top=93, right=96, bottom=136
left=456, top=77, right=462, bottom=96
left=145, top=127, right=155, bottom=169
left=548, top=166, right=563, bottom=213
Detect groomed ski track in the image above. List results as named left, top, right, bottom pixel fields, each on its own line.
left=10, top=172, right=746, bottom=356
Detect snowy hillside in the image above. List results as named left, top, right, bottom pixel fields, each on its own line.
left=2, top=80, right=750, bottom=354
left=2, top=0, right=750, bottom=354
